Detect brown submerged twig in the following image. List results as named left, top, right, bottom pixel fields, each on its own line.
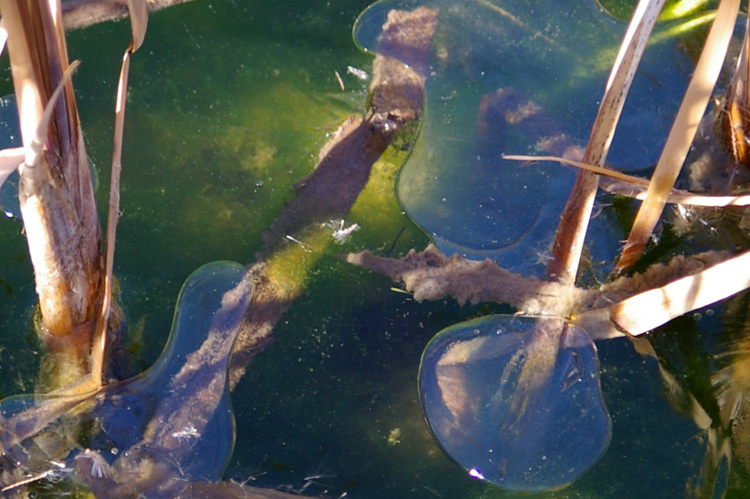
left=346, top=244, right=730, bottom=340
left=227, top=6, right=439, bottom=389
left=61, top=0, right=194, bottom=31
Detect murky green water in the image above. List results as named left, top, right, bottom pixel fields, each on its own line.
left=1, top=0, right=749, bottom=497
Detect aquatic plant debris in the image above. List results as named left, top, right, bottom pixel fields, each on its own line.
left=2, top=0, right=748, bottom=497
left=1, top=0, right=104, bottom=390
left=1, top=261, right=307, bottom=498
left=346, top=244, right=731, bottom=339
left=348, top=0, right=750, bottom=491
left=227, top=5, right=439, bottom=388
left=76, top=262, right=252, bottom=496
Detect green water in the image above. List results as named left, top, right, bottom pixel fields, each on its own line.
left=0, top=0, right=748, bottom=497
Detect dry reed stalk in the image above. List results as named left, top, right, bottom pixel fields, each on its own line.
left=546, top=0, right=667, bottom=285
left=575, top=249, right=750, bottom=336
left=722, top=13, right=750, bottom=168
left=1, top=0, right=102, bottom=381
left=616, top=0, right=741, bottom=271
left=506, top=153, right=750, bottom=206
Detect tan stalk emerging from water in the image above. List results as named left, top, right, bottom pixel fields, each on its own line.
left=91, top=0, right=148, bottom=387
left=547, top=0, right=667, bottom=284
left=512, top=0, right=670, bottom=432
left=616, top=0, right=741, bottom=271
left=1, top=0, right=102, bottom=385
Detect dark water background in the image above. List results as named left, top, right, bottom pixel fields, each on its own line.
left=0, top=0, right=748, bottom=497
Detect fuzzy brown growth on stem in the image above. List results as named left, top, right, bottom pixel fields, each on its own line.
left=347, top=244, right=590, bottom=316
left=346, top=244, right=730, bottom=340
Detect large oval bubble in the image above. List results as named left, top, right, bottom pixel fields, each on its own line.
left=0, top=261, right=252, bottom=495
left=419, top=314, right=611, bottom=491
left=355, top=0, right=693, bottom=273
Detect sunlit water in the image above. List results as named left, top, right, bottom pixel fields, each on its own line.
left=355, top=0, right=694, bottom=275
left=0, top=0, right=748, bottom=497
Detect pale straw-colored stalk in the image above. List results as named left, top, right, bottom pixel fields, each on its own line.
left=505, top=154, right=750, bottom=207
left=546, top=0, right=667, bottom=285
left=1, top=0, right=101, bottom=384
left=616, top=0, right=741, bottom=271
left=575, top=249, right=750, bottom=337
left=91, top=0, right=148, bottom=386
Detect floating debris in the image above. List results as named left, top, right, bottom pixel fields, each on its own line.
left=387, top=427, right=402, bottom=446
left=346, top=65, right=368, bottom=80
left=326, top=219, right=360, bottom=243
left=334, top=70, right=345, bottom=90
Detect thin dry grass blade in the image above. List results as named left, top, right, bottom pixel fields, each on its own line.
left=3, top=1, right=46, bottom=149
left=0, top=148, right=24, bottom=189
left=616, top=0, right=741, bottom=271
left=24, top=60, right=81, bottom=168
left=506, top=154, right=651, bottom=186
left=0, top=18, right=7, bottom=58
left=127, top=0, right=148, bottom=50
left=546, top=0, right=666, bottom=285
left=505, top=153, right=750, bottom=206
left=601, top=181, right=750, bottom=206
left=91, top=0, right=148, bottom=385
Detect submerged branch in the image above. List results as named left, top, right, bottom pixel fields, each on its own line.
left=61, top=0, right=193, bottom=30
left=346, top=244, right=731, bottom=340
left=346, top=244, right=591, bottom=316
left=228, top=6, right=438, bottom=389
